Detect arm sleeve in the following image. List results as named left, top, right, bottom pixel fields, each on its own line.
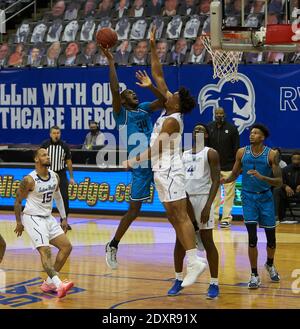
left=53, top=189, right=66, bottom=219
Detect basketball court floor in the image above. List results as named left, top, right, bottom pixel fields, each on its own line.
left=0, top=211, right=299, bottom=309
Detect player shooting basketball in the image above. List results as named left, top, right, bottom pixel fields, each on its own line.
left=100, top=45, right=166, bottom=270
left=124, top=27, right=207, bottom=288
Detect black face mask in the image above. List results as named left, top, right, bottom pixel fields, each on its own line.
left=90, top=129, right=98, bottom=134
left=215, top=116, right=225, bottom=124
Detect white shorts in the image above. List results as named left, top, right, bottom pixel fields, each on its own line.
left=22, top=214, right=64, bottom=249
left=189, top=194, right=214, bottom=230
left=154, top=168, right=186, bottom=203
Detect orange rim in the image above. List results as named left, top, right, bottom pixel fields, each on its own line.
left=201, top=32, right=250, bottom=40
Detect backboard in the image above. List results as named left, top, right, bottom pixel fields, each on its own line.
left=209, top=0, right=299, bottom=52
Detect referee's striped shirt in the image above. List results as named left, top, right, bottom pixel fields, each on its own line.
left=41, top=139, right=72, bottom=172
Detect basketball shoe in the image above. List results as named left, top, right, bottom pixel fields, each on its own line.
left=40, top=281, right=57, bottom=293
left=105, top=243, right=118, bottom=269
left=248, top=274, right=261, bottom=289
left=265, top=263, right=280, bottom=282
left=57, top=280, right=74, bottom=298
left=168, top=279, right=184, bottom=296
left=207, top=284, right=219, bottom=299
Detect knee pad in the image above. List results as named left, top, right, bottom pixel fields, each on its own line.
left=246, top=224, right=258, bottom=248
left=267, top=236, right=276, bottom=249
left=248, top=236, right=258, bottom=248
left=248, top=228, right=258, bottom=248
left=266, top=229, right=276, bottom=249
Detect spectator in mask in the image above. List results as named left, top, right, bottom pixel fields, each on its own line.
left=82, top=121, right=105, bottom=150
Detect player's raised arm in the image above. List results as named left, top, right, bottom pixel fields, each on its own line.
left=101, top=47, right=122, bottom=115
left=223, top=147, right=244, bottom=184
left=135, top=70, right=166, bottom=111
left=14, top=176, right=34, bottom=236
left=150, top=27, right=169, bottom=97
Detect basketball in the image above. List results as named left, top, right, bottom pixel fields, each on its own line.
left=96, top=28, right=118, bottom=49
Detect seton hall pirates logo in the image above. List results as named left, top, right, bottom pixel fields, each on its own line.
left=198, top=73, right=256, bottom=134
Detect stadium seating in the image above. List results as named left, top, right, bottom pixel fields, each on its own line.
left=0, top=0, right=299, bottom=68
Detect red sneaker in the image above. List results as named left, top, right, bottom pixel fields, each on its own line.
left=40, top=281, right=57, bottom=293
left=57, top=281, right=74, bottom=298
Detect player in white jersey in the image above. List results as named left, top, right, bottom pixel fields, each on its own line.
left=14, top=148, right=74, bottom=298
left=123, top=27, right=207, bottom=288
left=170, top=123, right=221, bottom=299
left=0, top=234, right=5, bottom=263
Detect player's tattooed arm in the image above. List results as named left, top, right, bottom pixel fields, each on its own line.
left=270, top=150, right=283, bottom=187
left=223, top=148, right=244, bottom=184
left=101, top=47, right=122, bottom=114
left=14, top=176, right=34, bottom=236
left=150, top=27, right=169, bottom=97
left=261, top=150, right=282, bottom=187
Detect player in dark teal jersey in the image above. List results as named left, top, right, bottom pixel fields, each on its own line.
left=223, top=124, right=282, bottom=289
left=101, top=47, right=165, bottom=269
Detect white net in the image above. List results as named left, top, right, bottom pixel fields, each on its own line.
left=201, top=35, right=243, bottom=83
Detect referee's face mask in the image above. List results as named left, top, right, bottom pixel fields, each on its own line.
left=50, top=128, right=61, bottom=143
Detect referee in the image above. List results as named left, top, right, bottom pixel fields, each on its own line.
left=41, top=126, right=75, bottom=230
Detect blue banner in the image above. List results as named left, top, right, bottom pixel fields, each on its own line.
left=0, top=167, right=243, bottom=215
left=0, top=65, right=299, bottom=148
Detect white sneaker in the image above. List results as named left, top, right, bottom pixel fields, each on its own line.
left=195, top=231, right=205, bottom=251
left=181, top=257, right=207, bottom=288
left=105, top=243, right=118, bottom=269
left=248, top=274, right=261, bottom=289
left=265, top=263, right=280, bottom=282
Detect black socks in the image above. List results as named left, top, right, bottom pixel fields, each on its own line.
left=109, top=238, right=119, bottom=249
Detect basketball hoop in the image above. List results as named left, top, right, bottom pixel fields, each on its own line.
left=201, top=33, right=243, bottom=83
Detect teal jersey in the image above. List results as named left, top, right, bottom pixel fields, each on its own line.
left=241, top=145, right=273, bottom=193
left=114, top=102, right=153, bottom=155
